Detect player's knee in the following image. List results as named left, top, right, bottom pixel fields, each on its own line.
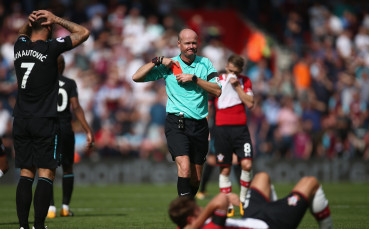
left=220, top=166, right=231, bottom=175
left=38, top=168, right=56, bottom=180
left=241, top=159, right=252, bottom=171
left=254, top=172, right=270, bottom=181
left=302, top=176, right=319, bottom=187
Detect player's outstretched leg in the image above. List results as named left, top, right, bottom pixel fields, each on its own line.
left=292, top=176, right=333, bottom=229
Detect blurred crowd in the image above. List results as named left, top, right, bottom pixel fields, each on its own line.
left=0, top=0, right=368, bottom=162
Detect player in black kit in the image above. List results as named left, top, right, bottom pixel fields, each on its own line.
left=47, top=55, right=94, bottom=218
left=13, top=10, right=89, bottom=229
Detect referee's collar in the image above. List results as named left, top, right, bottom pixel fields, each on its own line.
left=178, top=54, right=197, bottom=68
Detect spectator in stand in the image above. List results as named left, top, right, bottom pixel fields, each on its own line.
left=275, top=96, right=299, bottom=158
left=202, top=36, right=228, bottom=72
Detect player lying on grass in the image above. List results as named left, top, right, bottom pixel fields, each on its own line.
left=169, top=171, right=333, bottom=229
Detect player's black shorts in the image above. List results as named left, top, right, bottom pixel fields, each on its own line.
left=214, top=125, right=253, bottom=166
left=165, top=113, right=209, bottom=164
left=59, top=119, right=75, bottom=167
left=13, top=117, right=61, bottom=169
left=243, top=188, right=309, bottom=229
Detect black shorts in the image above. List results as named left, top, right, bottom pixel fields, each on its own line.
left=165, top=114, right=209, bottom=164
left=59, top=119, right=75, bottom=167
left=243, top=188, right=309, bottom=229
left=214, top=125, right=253, bottom=166
left=13, top=117, right=61, bottom=169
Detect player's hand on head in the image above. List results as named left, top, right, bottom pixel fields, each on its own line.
left=28, top=11, right=37, bottom=26
left=35, top=10, right=56, bottom=25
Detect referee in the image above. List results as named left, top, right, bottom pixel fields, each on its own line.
left=13, top=10, right=89, bottom=229
left=133, top=28, right=221, bottom=198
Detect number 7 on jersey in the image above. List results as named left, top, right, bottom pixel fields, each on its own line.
left=20, top=62, right=35, bottom=89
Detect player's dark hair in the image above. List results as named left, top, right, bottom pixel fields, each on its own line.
left=228, top=54, right=245, bottom=71
left=31, top=18, right=48, bottom=31
left=168, top=197, right=197, bottom=228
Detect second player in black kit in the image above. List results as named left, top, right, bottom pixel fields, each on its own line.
left=47, top=55, right=94, bottom=218
left=13, top=10, right=90, bottom=229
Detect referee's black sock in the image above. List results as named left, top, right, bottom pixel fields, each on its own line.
left=34, top=177, right=53, bottom=229
left=16, top=176, right=34, bottom=229
left=62, top=174, right=74, bottom=205
left=177, top=177, right=192, bottom=197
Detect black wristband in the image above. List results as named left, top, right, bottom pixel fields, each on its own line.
left=192, top=74, right=198, bottom=84
left=159, top=56, right=164, bottom=64
left=152, top=57, right=160, bottom=66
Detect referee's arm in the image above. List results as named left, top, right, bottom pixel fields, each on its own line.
left=132, top=62, right=157, bottom=82
left=132, top=57, right=179, bottom=82
left=175, top=72, right=221, bottom=97
left=195, top=74, right=221, bottom=97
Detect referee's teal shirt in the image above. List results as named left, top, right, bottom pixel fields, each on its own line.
left=145, top=54, right=221, bottom=119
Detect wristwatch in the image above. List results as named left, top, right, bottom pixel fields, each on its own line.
left=192, top=74, right=198, bottom=84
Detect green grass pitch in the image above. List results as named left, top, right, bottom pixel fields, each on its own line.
left=0, top=182, right=368, bottom=228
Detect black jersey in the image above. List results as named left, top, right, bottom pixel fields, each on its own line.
left=13, top=35, right=73, bottom=118
left=58, top=75, right=78, bottom=119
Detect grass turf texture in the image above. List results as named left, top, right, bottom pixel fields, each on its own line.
left=0, top=182, right=368, bottom=228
